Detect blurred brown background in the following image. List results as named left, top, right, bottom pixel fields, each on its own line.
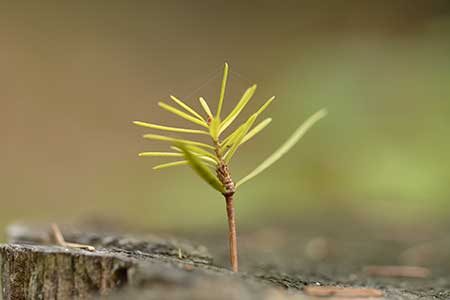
left=1, top=1, right=450, bottom=237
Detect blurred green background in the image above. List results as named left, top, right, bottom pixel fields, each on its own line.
left=1, top=1, right=450, bottom=235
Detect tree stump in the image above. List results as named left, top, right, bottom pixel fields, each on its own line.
left=0, top=223, right=299, bottom=300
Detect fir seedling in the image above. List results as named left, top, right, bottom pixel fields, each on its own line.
left=134, top=63, right=326, bottom=272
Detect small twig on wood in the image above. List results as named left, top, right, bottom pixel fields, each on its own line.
left=50, top=223, right=95, bottom=251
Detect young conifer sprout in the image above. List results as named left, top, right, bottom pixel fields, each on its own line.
left=134, top=63, right=327, bottom=272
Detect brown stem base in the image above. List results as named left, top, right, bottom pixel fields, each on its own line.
left=225, top=194, right=238, bottom=272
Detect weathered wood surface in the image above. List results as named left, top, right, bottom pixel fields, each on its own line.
left=2, top=222, right=450, bottom=300
left=0, top=223, right=304, bottom=300
left=1, top=245, right=131, bottom=299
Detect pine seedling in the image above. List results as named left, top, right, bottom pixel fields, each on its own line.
left=134, top=63, right=326, bottom=272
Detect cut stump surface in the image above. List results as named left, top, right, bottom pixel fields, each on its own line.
left=1, top=222, right=448, bottom=300
left=0, top=223, right=298, bottom=300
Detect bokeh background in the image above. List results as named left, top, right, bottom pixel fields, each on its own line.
left=1, top=1, right=450, bottom=238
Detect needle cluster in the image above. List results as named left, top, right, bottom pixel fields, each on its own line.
left=134, top=63, right=326, bottom=192
left=134, top=63, right=326, bottom=272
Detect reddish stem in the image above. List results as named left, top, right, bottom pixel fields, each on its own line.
left=225, top=193, right=238, bottom=272
left=214, top=140, right=238, bottom=272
